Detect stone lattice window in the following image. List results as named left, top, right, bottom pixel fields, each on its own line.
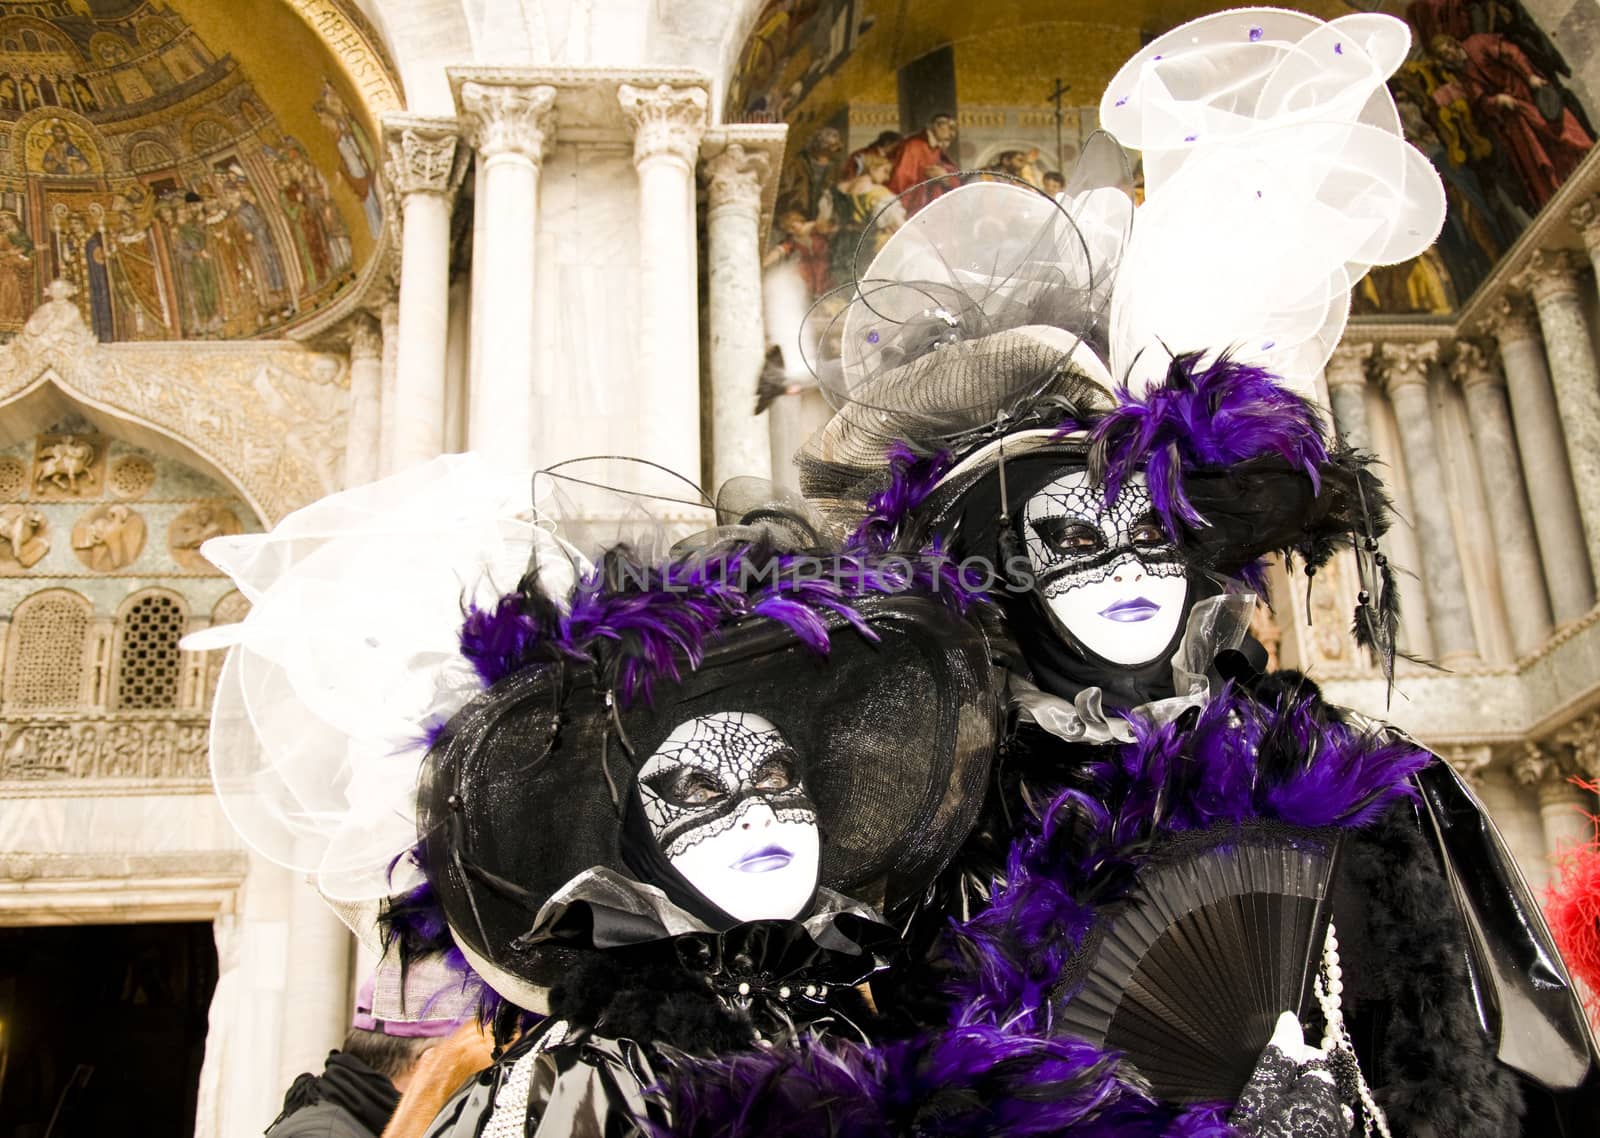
left=114, top=593, right=186, bottom=710
left=3, top=590, right=90, bottom=709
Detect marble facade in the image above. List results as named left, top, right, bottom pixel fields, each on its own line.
left=5, top=2, right=1600, bottom=1135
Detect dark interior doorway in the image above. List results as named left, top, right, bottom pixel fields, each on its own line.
left=0, top=921, right=216, bottom=1138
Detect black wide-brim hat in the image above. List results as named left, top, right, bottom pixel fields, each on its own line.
left=417, top=593, right=998, bottom=997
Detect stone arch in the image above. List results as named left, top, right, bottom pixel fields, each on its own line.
left=0, top=289, right=348, bottom=525
left=2, top=586, right=91, bottom=710
left=110, top=587, right=189, bottom=711
left=0, top=372, right=279, bottom=526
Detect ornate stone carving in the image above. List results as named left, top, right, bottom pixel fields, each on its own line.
left=1322, top=342, right=1371, bottom=393
left=0, top=504, right=48, bottom=569
left=1447, top=338, right=1501, bottom=389
left=1513, top=248, right=1585, bottom=305
left=168, top=503, right=242, bottom=572
left=0, top=454, right=24, bottom=497
left=460, top=82, right=557, bottom=163
left=1570, top=197, right=1600, bottom=251
left=702, top=143, right=770, bottom=212
left=619, top=82, right=708, bottom=170
left=32, top=432, right=102, bottom=498
left=107, top=454, right=156, bottom=499
left=1482, top=292, right=1542, bottom=346
left=1374, top=340, right=1439, bottom=396
left=0, top=285, right=348, bottom=524
left=1553, top=712, right=1600, bottom=780
left=343, top=312, right=382, bottom=361
left=1444, top=744, right=1494, bottom=786
left=70, top=504, right=146, bottom=571
left=0, top=712, right=209, bottom=781
left=1512, top=740, right=1557, bottom=787
left=382, top=117, right=462, bottom=199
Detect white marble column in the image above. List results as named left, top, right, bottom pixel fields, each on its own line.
left=342, top=313, right=383, bottom=488
left=1514, top=250, right=1600, bottom=587
left=458, top=80, right=557, bottom=469
left=1376, top=341, right=1477, bottom=660
left=1449, top=339, right=1554, bottom=657
left=1323, top=343, right=1374, bottom=451
left=378, top=295, right=400, bottom=476
left=277, top=866, right=352, bottom=1090
left=702, top=140, right=774, bottom=487
left=620, top=82, right=709, bottom=484
left=1483, top=295, right=1595, bottom=623
left=382, top=115, right=462, bottom=471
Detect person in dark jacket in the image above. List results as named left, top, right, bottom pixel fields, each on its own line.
left=266, top=974, right=461, bottom=1138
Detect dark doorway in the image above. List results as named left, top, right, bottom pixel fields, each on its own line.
left=0, top=922, right=216, bottom=1138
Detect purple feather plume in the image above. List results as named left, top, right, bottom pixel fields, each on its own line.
left=458, top=539, right=983, bottom=706
left=1092, top=353, right=1330, bottom=538
left=848, top=442, right=955, bottom=553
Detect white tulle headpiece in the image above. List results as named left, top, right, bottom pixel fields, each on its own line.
left=182, top=453, right=582, bottom=903
left=810, top=7, right=1445, bottom=422
left=1098, top=7, right=1445, bottom=397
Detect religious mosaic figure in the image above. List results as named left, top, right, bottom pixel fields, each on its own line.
left=315, top=80, right=382, bottom=238
left=0, top=208, right=36, bottom=327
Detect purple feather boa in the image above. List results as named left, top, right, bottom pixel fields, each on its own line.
left=651, top=686, right=1431, bottom=1137
left=1091, top=353, right=1330, bottom=537
left=945, top=685, right=1431, bottom=1039
left=459, top=541, right=984, bottom=705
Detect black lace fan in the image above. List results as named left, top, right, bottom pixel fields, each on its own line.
left=1055, top=825, right=1342, bottom=1103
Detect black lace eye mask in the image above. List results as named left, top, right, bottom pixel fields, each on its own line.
left=638, top=713, right=816, bottom=858
left=1023, top=480, right=1186, bottom=598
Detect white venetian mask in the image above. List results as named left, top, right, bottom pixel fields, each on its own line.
left=1022, top=470, right=1190, bottom=667
left=637, top=711, right=820, bottom=922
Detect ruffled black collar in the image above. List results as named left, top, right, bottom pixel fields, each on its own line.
left=523, top=868, right=897, bottom=1048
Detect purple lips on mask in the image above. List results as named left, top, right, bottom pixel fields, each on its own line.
left=733, top=844, right=793, bottom=873
left=1098, top=597, right=1162, bottom=623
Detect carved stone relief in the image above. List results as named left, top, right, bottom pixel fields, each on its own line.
left=0, top=454, right=25, bottom=497
left=70, top=503, right=146, bottom=571
left=107, top=454, right=155, bottom=499
left=0, top=504, right=48, bottom=569
left=168, top=504, right=241, bottom=572
left=0, top=284, right=348, bottom=525
left=31, top=432, right=102, bottom=498
left=0, top=715, right=208, bottom=780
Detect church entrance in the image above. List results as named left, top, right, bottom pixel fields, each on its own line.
left=0, top=921, right=216, bottom=1138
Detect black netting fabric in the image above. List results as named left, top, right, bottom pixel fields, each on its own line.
left=796, top=330, right=1113, bottom=526
left=418, top=595, right=997, bottom=986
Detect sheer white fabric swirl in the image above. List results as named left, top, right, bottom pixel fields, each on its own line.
left=1100, top=8, right=1446, bottom=397
left=181, top=453, right=581, bottom=902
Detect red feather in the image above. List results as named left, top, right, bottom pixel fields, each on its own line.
left=1545, top=777, right=1600, bottom=1026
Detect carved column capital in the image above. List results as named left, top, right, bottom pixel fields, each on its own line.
left=1323, top=342, right=1372, bottom=393
left=1482, top=292, right=1542, bottom=347
left=342, top=312, right=381, bottom=361
left=1570, top=197, right=1600, bottom=251
left=1553, top=712, right=1600, bottom=780
left=459, top=81, right=557, bottom=164
left=382, top=115, right=463, bottom=200
left=701, top=143, right=770, bottom=213
left=1375, top=340, right=1440, bottom=397
left=1514, top=248, right=1586, bottom=305
left=619, top=82, right=709, bottom=171
left=1448, top=337, right=1502, bottom=390
left=1444, top=744, right=1495, bottom=787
